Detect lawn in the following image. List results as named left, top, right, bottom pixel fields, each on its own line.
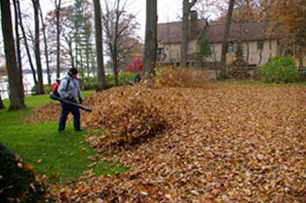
left=0, top=91, right=127, bottom=183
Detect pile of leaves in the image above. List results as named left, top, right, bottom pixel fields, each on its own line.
left=52, top=85, right=306, bottom=202
left=83, top=86, right=183, bottom=151
left=0, top=142, right=53, bottom=203
left=155, top=67, right=209, bottom=88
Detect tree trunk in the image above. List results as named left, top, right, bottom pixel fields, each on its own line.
left=12, top=0, right=24, bottom=98
left=16, top=0, right=37, bottom=88
left=86, top=43, right=90, bottom=77
left=75, top=33, right=78, bottom=69
left=0, top=0, right=26, bottom=110
left=268, top=39, right=272, bottom=60
left=93, top=0, right=106, bottom=90
left=39, top=2, right=51, bottom=86
left=32, top=0, right=44, bottom=95
left=220, top=0, right=235, bottom=79
left=0, top=94, right=4, bottom=109
left=143, top=0, right=157, bottom=80
left=56, top=0, right=61, bottom=78
left=114, top=59, right=119, bottom=86
left=113, top=9, right=119, bottom=86
left=68, top=40, right=75, bottom=69
left=246, top=40, right=249, bottom=63
left=258, top=41, right=264, bottom=65
left=180, top=0, right=198, bottom=68
left=259, top=0, right=271, bottom=66
left=210, top=43, right=219, bottom=78
left=180, top=0, right=190, bottom=68
left=298, top=39, right=303, bottom=70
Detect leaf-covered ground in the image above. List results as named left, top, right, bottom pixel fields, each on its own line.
left=32, top=85, right=306, bottom=202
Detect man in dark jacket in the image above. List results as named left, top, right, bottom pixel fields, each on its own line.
left=58, top=68, right=83, bottom=132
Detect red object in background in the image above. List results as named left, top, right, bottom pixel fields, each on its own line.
left=50, top=81, right=59, bottom=92
left=126, top=58, right=143, bottom=73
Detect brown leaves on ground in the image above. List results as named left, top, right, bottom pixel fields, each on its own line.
left=155, top=67, right=210, bottom=88
left=83, top=86, right=177, bottom=151
left=25, top=102, right=73, bottom=124
left=33, top=84, right=306, bottom=202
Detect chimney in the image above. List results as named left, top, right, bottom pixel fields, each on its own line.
left=189, top=10, right=198, bottom=37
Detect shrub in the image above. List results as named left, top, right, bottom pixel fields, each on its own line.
left=80, top=73, right=136, bottom=90
left=261, top=56, right=299, bottom=83
left=0, top=142, right=53, bottom=203
left=44, top=85, right=51, bottom=94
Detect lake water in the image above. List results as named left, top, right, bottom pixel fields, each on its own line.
left=0, top=73, right=65, bottom=100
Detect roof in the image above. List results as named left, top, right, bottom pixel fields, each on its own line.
left=157, top=19, right=208, bottom=44
left=157, top=20, right=283, bottom=44
left=205, top=22, right=283, bottom=43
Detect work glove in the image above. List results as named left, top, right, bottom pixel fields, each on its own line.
left=79, top=98, right=83, bottom=104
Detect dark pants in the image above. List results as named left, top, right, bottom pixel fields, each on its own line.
left=58, top=101, right=80, bottom=131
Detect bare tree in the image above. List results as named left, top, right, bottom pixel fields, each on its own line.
left=55, top=0, right=62, bottom=78
left=32, top=0, right=44, bottom=94
left=143, top=0, right=157, bottom=80
left=0, top=0, right=26, bottom=110
left=103, top=0, right=140, bottom=85
left=39, top=2, right=51, bottom=85
left=93, top=0, right=106, bottom=90
left=16, top=0, right=38, bottom=89
left=62, top=32, right=75, bottom=69
left=180, top=0, right=198, bottom=68
left=45, top=6, right=73, bottom=73
left=12, top=0, right=24, bottom=98
left=258, top=0, right=272, bottom=65
left=220, top=0, right=235, bottom=78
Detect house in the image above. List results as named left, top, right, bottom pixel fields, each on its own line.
left=157, top=11, right=282, bottom=68
left=157, top=11, right=208, bottom=66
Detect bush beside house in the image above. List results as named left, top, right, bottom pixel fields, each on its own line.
left=260, top=56, right=299, bottom=84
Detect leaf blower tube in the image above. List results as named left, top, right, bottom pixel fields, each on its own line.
left=50, top=94, right=92, bottom=112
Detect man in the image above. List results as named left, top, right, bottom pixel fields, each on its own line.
left=58, top=68, right=83, bottom=132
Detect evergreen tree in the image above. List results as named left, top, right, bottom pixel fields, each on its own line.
left=71, top=0, right=95, bottom=77
left=194, top=35, right=212, bottom=68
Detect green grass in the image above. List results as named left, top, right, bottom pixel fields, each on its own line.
left=0, top=91, right=127, bottom=183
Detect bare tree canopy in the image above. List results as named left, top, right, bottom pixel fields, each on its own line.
left=103, top=0, right=140, bottom=85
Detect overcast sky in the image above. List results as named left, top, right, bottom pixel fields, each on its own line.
left=37, top=0, right=208, bottom=39
left=38, top=0, right=190, bottom=40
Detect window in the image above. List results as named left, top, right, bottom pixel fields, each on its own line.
left=157, top=48, right=164, bottom=55
left=227, top=42, right=233, bottom=52
left=257, top=41, right=264, bottom=50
